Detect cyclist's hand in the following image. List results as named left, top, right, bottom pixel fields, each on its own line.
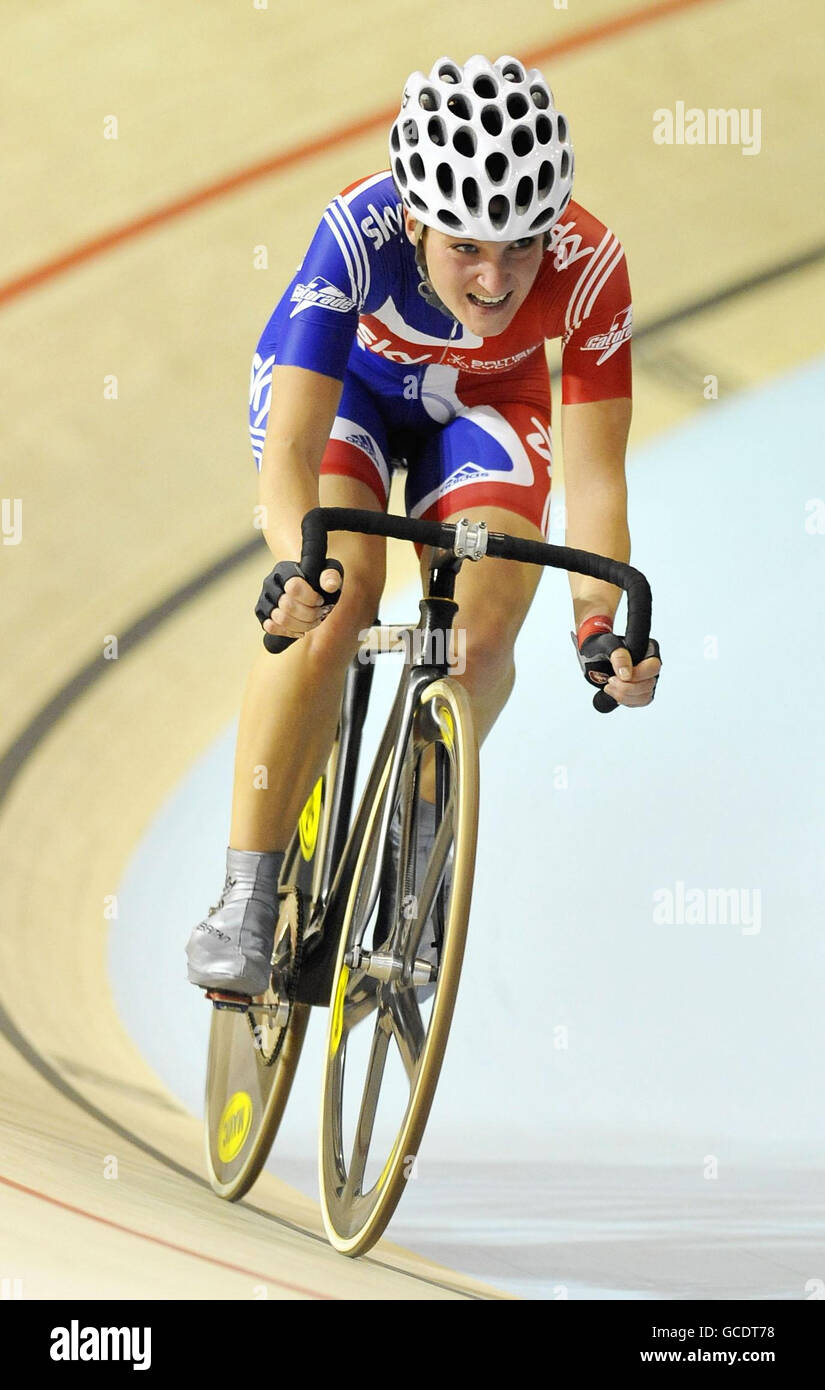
left=256, top=560, right=343, bottom=642
left=602, top=643, right=661, bottom=708
left=573, top=617, right=662, bottom=709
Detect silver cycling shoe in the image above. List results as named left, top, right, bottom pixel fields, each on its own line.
left=186, top=847, right=284, bottom=996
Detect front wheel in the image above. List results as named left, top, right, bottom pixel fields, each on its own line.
left=319, top=677, right=479, bottom=1255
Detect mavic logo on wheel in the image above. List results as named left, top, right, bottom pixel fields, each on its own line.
left=299, top=777, right=323, bottom=860
left=217, top=1091, right=253, bottom=1162
left=581, top=305, right=633, bottom=364
left=289, top=277, right=357, bottom=318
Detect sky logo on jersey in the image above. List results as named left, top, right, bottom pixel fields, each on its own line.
left=361, top=201, right=403, bottom=250
left=290, top=276, right=357, bottom=318
left=581, top=306, right=633, bottom=364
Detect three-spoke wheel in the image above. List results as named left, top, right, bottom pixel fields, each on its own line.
left=319, top=677, right=479, bottom=1255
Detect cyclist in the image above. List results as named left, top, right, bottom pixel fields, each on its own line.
left=186, top=54, right=661, bottom=997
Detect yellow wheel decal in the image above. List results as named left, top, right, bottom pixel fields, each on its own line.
left=330, top=965, right=349, bottom=1057
left=440, top=706, right=454, bottom=750
left=217, top=1091, right=253, bottom=1163
left=298, top=776, right=323, bottom=861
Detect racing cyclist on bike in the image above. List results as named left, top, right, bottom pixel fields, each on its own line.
left=186, top=54, right=661, bottom=997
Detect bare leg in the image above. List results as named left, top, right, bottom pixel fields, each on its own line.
left=229, top=475, right=387, bottom=852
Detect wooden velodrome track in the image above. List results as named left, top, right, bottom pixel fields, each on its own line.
left=1, top=0, right=822, bottom=1299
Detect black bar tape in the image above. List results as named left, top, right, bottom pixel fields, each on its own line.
left=297, top=507, right=650, bottom=650
left=261, top=510, right=653, bottom=704
left=593, top=689, right=619, bottom=714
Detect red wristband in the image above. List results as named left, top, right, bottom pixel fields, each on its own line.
left=576, top=614, right=613, bottom=649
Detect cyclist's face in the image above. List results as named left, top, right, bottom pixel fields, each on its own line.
left=403, top=211, right=544, bottom=335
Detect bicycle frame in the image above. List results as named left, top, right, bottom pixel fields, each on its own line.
left=205, top=504, right=652, bottom=1233
left=290, top=548, right=464, bottom=1006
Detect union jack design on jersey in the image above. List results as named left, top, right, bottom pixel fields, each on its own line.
left=249, top=170, right=631, bottom=540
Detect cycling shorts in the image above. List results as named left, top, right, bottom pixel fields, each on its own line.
left=248, top=350, right=555, bottom=550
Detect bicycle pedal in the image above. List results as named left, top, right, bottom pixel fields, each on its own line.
left=205, top=988, right=252, bottom=1013
left=250, top=994, right=290, bottom=1027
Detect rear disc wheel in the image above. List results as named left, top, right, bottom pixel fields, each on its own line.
left=204, top=889, right=309, bottom=1199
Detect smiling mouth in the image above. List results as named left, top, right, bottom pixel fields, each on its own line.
left=467, top=291, right=512, bottom=308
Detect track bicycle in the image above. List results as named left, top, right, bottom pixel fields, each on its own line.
left=202, top=505, right=652, bottom=1255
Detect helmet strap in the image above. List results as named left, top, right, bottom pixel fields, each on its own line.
left=412, top=222, right=456, bottom=321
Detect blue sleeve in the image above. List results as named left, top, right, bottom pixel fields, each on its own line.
left=271, top=194, right=377, bottom=381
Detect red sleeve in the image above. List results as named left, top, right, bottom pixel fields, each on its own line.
left=560, top=243, right=632, bottom=405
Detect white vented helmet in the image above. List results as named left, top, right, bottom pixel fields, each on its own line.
left=389, top=54, right=574, bottom=241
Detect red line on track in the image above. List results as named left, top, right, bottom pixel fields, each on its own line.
left=0, top=1171, right=334, bottom=1299
left=0, top=0, right=721, bottom=310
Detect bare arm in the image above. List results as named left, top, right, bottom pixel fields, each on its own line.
left=258, top=363, right=343, bottom=558
left=257, top=364, right=344, bottom=640
left=561, top=396, right=632, bottom=631
left=562, top=396, right=661, bottom=705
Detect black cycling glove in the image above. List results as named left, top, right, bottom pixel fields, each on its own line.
left=571, top=626, right=662, bottom=712
left=255, top=558, right=344, bottom=653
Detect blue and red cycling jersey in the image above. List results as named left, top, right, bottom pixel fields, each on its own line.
left=249, top=169, right=632, bottom=538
